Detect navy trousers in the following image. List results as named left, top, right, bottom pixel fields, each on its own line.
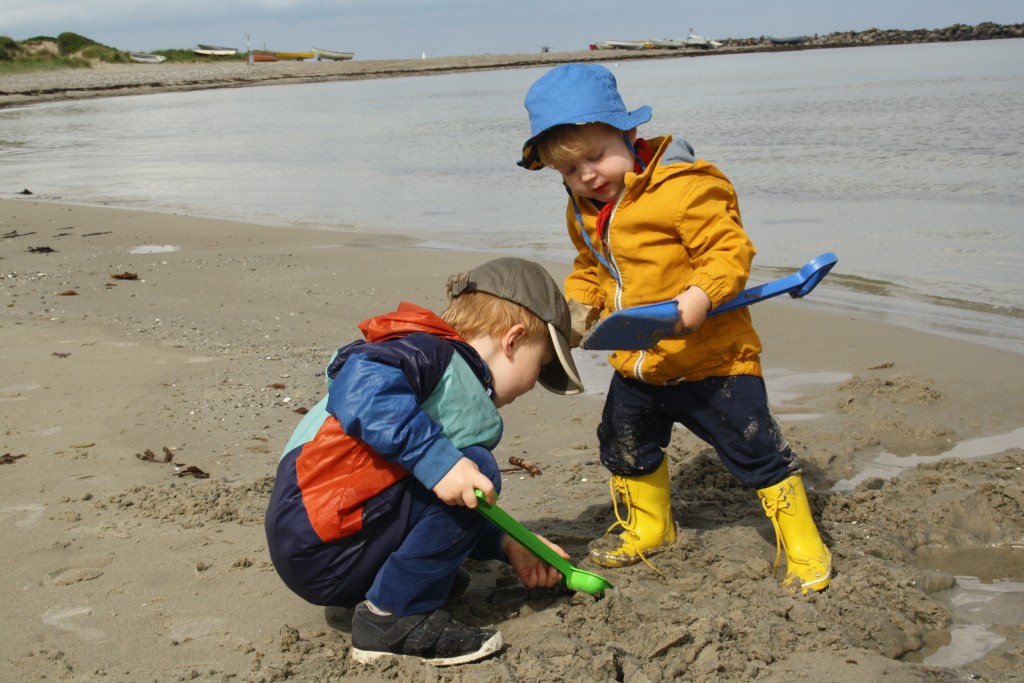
left=265, top=445, right=504, bottom=616
left=598, top=373, right=798, bottom=489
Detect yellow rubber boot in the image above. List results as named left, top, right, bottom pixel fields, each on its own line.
left=757, top=474, right=832, bottom=594
left=589, top=457, right=676, bottom=569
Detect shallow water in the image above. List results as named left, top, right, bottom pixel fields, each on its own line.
left=908, top=547, right=1024, bottom=668
left=2, top=40, right=1022, bottom=352
left=831, top=427, right=1024, bottom=492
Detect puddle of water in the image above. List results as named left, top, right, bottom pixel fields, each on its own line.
left=832, top=426, right=1024, bottom=492
left=906, top=547, right=1024, bottom=668
left=129, top=244, right=180, bottom=254
left=763, top=370, right=853, bottom=404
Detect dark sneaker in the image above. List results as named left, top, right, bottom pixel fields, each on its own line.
left=350, top=602, right=503, bottom=667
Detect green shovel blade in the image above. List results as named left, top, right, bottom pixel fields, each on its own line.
left=474, top=489, right=613, bottom=596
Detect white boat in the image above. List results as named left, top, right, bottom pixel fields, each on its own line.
left=591, top=40, right=653, bottom=50
left=649, top=39, right=688, bottom=49
left=130, top=53, right=166, bottom=64
left=193, top=45, right=237, bottom=57
left=313, top=47, right=355, bottom=61
left=686, top=33, right=722, bottom=48
left=196, top=44, right=238, bottom=54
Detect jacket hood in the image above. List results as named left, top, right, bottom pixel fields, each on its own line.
left=326, top=302, right=479, bottom=385
left=657, top=136, right=696, bottom=165
left=630, top=135, right=728, bottom=197
left=357, top=302, right=464, bottom=343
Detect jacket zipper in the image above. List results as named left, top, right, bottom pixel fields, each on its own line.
left=602, top=195, right=648, bottom=382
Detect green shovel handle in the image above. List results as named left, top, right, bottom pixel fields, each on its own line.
left=473, top=489, right=577, bottom=577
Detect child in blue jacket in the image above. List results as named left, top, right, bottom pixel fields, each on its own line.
left=265, top=257, right=583, bottom=666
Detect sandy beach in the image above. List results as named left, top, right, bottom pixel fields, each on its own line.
left=1, top=197, right=1022, bottom=682
left=0, top=49, right=718, bottom=109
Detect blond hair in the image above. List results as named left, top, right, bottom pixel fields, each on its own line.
left=536, top=122, right=621, bottom=170
left=441, top=291, right=548, bottom=343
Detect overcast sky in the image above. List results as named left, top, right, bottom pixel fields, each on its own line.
left=5, top=0, right=1021, bottom=60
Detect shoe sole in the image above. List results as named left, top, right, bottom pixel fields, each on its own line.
left=351, top=631, right=504, bottom=667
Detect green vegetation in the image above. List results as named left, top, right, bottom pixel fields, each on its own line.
left=0, top=33, right=108, bottom=73
left=79, top=44, right=130, bottom=63
left=0, top=33, right=249, bottom=74
left=0, top=35, right=91, bottom=73
left=0, top=35, right=18, bottom=61
left=55, top=31, right=102, bottom=55
left=0, top=57, right=91, bottom=75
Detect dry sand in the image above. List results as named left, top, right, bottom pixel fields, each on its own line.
left=2, top=198, right=1022, bottom=682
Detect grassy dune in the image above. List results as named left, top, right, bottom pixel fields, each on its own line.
left=0, top=32, right=246, bottom=75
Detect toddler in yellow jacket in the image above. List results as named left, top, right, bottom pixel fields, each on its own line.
left=518, top=63, right=831, bottom=594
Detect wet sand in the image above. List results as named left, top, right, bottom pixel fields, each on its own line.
left=1, top=198, right=1022, bottom=681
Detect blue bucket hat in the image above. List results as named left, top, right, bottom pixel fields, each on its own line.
left=518, top=63, right=652, bottom=170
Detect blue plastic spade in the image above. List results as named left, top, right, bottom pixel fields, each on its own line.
left=581, top=252, right=837, bottom=351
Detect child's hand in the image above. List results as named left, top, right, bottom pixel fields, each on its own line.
left=502, top=534, right=569, bottom=589
left=432, top=457, right=495, bottom=508
left=567, top=299, right=600, bottom=347
left=672, top=286, right=712, bottom=336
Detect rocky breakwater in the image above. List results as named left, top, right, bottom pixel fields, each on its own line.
left=721, top=21, right=1024, bottom=49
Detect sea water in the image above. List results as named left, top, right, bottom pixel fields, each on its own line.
left=2, top=39, right=1022, bottom=353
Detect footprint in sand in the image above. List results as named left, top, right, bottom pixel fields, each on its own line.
left=48, top=567, right=104, bottom=586
left=0, top=382, right=42, bottom=402
left=41, top=606, right=105, bottom=641
left=0, top=503, right=45, bottom=528
left=166, top=615, right=230, bottom=643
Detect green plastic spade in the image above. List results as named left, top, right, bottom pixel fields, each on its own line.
left=474, top=489, right=613, bottom=596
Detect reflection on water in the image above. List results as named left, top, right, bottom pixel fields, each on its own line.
left=907, top=547, right=1024, bottom=668
left=832, top=427, right=1024, bottom=492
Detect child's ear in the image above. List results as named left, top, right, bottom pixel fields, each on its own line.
left=502, top=324, right=528, bottom=358
left=626, top=128, right=638, bottom=143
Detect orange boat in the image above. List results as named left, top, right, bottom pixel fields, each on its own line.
left=252, top=52, right=278, bottom=62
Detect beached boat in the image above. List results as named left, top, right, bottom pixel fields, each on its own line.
left=313, top=47, right=354, bottom=61
left=275, top=50, right=316, bottom=61
left=129, top=53, right=166, bottom=64
left=649, top=39, right=687, bottom=49
left=197, top=44, right=238, bottom=54
left=193, top=47, right=236, bottom=57
left=252, top=52, right=279, bottom=63
left=590, top=40, right=653, bottom=50
left=767, top=35, right=807, bottom=45
left=686, top=33, right=722, bottom=48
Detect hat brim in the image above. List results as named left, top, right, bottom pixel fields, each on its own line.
left=538, top=323, right=583, bottom=395
left=518, top=105, right=653, bottom=170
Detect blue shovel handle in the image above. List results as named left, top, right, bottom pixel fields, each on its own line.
left=710, top=251, right=837, bottom=316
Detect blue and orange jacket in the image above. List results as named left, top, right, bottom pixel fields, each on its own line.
left=277, top=302, right=503, bottom=543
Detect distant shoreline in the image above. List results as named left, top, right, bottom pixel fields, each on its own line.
left=1, top=22, right=1021, bottom=109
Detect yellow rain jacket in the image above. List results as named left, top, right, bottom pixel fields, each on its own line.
left=563, top=135, right=763, bottom=384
